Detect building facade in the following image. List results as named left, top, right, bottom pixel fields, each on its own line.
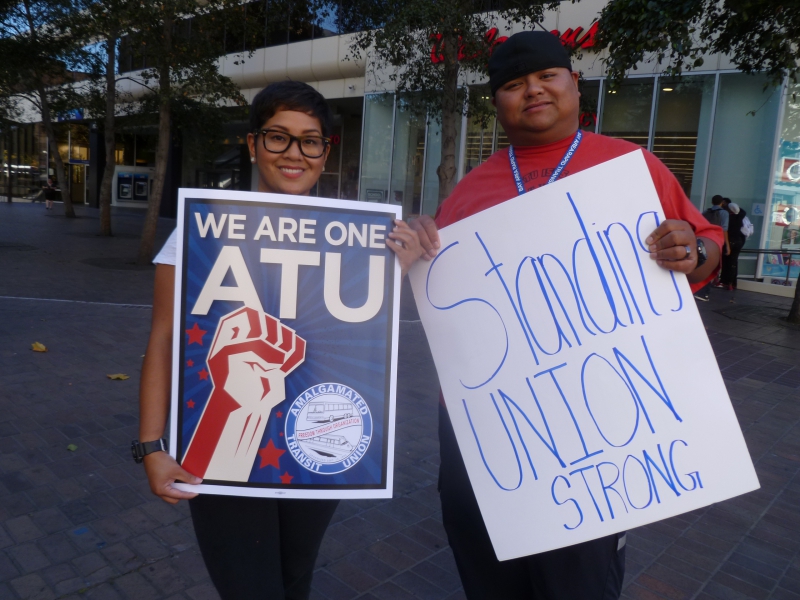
left=2, top=0, right=798, bottom=293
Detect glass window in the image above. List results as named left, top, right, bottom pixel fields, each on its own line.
left=69, top=124, right=90, bottom=162
left=135, top=134, right=157, bottom=167
left=463, top=115, right=495, bottom=175
left=359, top=94, right=394, bottom=203
left=390, top=95, right=426, bottom=216
left=579, top=79, right=600, bottom=133
left=705, top=73, right=781, bottom=278
left=652, top=75, right=715, bottom=201
left=421, top=115, right=462, bottom=216
left=600, top=77, right=654, bottom=148
left=116, top=133, right=135, bottom=166
left=763, top=82, right=800, bottom=282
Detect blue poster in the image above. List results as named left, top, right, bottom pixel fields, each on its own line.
left=170, top=189, right=400, bottom=499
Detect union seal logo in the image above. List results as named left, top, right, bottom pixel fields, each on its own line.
left=285, top=383, right=373, bottom=475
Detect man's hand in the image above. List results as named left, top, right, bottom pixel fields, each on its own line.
left=646, top=219, right=698, bottom=274
left=144, top=451, right=202, bottom=505
left=409, top=215, right=441, bottom=260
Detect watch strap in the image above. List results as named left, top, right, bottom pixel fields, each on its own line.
left=696, top=238, right=707, bottom=268
left=131, top=439, right=167, bottom=463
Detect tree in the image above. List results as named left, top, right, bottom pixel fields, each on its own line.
left=116, top=0, right=252, bottom=265
left=0, top=0, right=85, bottom=217
left=345, top=0, right=560, bottom=205
left=73, top=0, right=132, bottom=236
left=592, top=0, right=800, bottom=322
left=593, top=0, right=798, bottom=87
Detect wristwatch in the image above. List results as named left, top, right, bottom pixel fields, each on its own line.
left=131, top=439, right=167, bottom=463
left=696, top=238, right=707, bottom=268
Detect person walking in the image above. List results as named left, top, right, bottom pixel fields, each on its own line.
left=407, top=31, right=723, bottom=599
left=42, top=177, right=58, bottom=210
left=719, top=200, right=746, bottom=291
left=136, top=81, right=421, bottom=600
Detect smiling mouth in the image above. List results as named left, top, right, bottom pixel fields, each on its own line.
left=278, top=167, right=305, bottom=177
left=524, top=102, right=552, bottom=112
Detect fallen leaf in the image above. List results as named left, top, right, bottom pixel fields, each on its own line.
left=67, top=444, right=78, bottom=452
left=31, top=342, right=47, bottom=352
left=106, top=373, right=130, bottom=380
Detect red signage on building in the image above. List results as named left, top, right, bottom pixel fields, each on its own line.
left=430, top=22, right=598, bottom=64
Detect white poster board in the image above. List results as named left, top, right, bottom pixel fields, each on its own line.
left=409, top=151, right=759, bottom=560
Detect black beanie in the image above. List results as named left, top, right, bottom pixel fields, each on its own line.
left=488, top=31, right=572, bottom=95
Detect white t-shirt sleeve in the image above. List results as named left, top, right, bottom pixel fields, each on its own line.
left=153, top=229, right=178, bottom=265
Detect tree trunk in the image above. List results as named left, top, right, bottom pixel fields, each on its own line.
left=437, top=30, right=460, bottom=205
left=789, top=276, right=800, bottom=324
left=137, top=16, right=172, bottom=265
left=38, top=83, right=74, bottom=218
left=99, top=32, right=118, bottom=236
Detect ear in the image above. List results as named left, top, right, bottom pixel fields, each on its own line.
left=246, top=132, right=257, bottom=159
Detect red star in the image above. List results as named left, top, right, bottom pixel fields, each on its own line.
left=198, top=368, right=209, bottom=381
left=279, top=471, right=294, bottom=484
left=186, top=359, right=194, bottom=367
left=279, top=432, right=284, bottom=437
left=276, top=411, right=283, bottom=418
left=186, top=323, right=207, bottom=346
left=257, top=439, right=285, bottom=469
left=187, top=400, right=195, bottom=409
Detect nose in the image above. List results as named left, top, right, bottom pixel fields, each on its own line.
left=283, top=138, right=305, bottom=160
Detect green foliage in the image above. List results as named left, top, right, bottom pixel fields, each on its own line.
left=346, top=0, right=561, bottom=123
left=594, top=0, right=799, bottom=87
left=0, top=0, right=86, bottom=118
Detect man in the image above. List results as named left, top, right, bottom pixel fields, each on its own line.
left=409, top=31, right=723, bottom=599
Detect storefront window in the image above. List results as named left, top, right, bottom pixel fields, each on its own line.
left=464, top=115, right=495, bottom=175
left=579, top=79, right=600, bottom=133
left=69, top=124, right=90, bottom=163
left=600, top=76, right=654, bottom=148
left=763, top=82, right=800, bottom=282
left=421, top=116, right=462, bottom=216
left=389, top=95, right=426, bottom=215
left=652, top=75, right=715, bottom=201
left=360, top=94, right=394, bottom=203
left=705, top=73, right=781, bottom=278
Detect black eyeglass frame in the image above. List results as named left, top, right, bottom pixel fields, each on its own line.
left=254, top=129, right=331, bottom=159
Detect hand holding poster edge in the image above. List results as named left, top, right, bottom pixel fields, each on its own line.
left=169, top=188, right=402, bottom=500
left=408, top=151, right=759, bottom=560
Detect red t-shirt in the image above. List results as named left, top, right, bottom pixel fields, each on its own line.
left=435, top=131, right=722, bottom=293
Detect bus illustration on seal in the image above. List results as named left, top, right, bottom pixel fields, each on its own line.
left=307, top=402, right=353, bottom=423
left=303, top=434, right=354, bottom=461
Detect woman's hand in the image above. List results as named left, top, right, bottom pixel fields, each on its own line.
left=386, top=219, right=425, bottom=276
left=143, top=451, right=202, bottom=505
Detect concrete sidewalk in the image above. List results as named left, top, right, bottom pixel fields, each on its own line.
left=1, top=201, right=799, bottom=600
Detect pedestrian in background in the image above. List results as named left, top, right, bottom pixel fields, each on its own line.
left=719, top=200, right=746, bottom=291
left=42, top=177, right=58, bottom=210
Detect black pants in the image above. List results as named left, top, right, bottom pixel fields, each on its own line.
left=189, top=494, right=338, bottom=600
left=720, top=238, right=744, bottom=287
left=439, top=404, right=625, bottom=600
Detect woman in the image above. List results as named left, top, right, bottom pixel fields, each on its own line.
left=139, top=81, right=422, bottom=599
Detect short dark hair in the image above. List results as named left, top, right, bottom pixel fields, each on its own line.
left=711, top=195, right=724, bottom=205
left=249, top=81, right=333, bottom=137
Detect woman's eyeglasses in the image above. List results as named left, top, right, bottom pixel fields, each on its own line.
left=255, top=129, right=330, bottom=159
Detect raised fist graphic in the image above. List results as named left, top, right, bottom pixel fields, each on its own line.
left=182, top=307, right=305, bottom=481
